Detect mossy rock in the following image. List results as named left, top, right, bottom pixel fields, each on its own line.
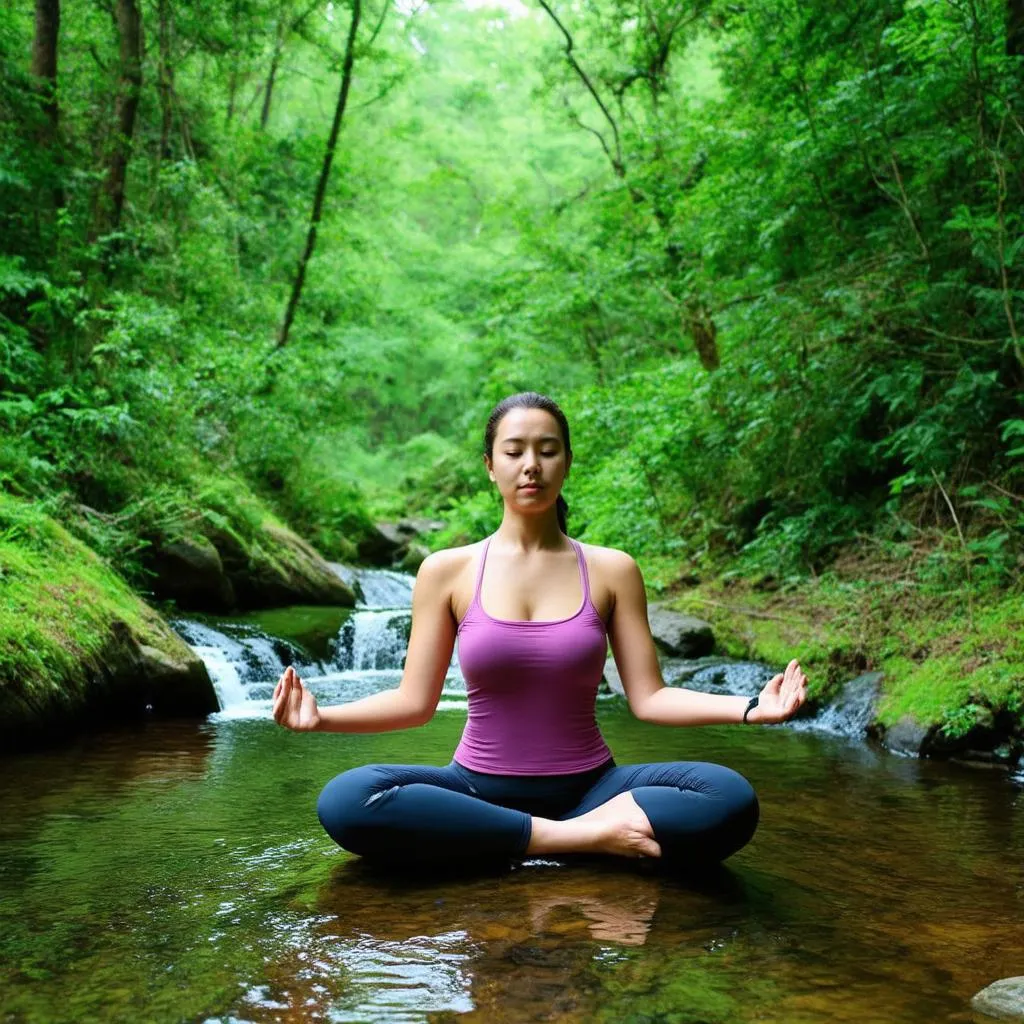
left=0, top=495, right=217, bottom=752
left=140, top=479, right=358, bottom=612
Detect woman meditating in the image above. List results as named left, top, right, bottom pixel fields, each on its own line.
left=273, top=391, right=808, bottom=869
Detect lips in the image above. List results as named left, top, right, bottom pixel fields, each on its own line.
left=519, top=484, right=543, bottom=490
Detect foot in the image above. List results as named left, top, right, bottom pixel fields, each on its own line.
left=575, top=792, right=662, bottom=859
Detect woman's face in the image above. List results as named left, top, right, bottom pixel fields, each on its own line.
left=486, top=407, right=571, bottom=512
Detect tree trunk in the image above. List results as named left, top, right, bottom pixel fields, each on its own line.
left=276, top=0, right=362, bottom=351
left=157, top=0, right=173, bottom=161
left=97, top=0, right=143, bottom=235
left=260, top=9, right=287, bottom=129
left=31, top=0, right=60, bottom=141
left=1010, top=0, right=1024, bottom=56
left=226, top=67, right=238, bottom=124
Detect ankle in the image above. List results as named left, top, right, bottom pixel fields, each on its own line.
left=526, top=816, right=599, bottom=856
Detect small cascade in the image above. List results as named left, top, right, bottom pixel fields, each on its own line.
left=788, top=672, right=882, bottom=739
left=333, top=610, right=410, bottom=672
left=172, top=619, right=324, bottom=711
left=172, top=564, right=458, bottom=719
left=654, top=657, right=883, bottom=740
left=329, top=563, right=415, bottom=609
left=191, top=643, right=249, bottom=709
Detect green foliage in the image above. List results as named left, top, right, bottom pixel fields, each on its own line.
left=0, top=0, right=1022, bottom=606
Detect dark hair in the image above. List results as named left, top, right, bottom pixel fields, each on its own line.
left=484, top=391, right=572, bottom=534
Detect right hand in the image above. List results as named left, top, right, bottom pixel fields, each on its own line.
left=272, top=666, right=321, bottom=732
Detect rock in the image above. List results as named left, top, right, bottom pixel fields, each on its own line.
left=148, top=535, right=235, bottom=612
left=398, top=542, right=431, bottom=573
left=397, top=517, right=446, bottom=537
left=0, top=496, right=219, bottom=752
left=135, top=643, right=215, bottom=715
left=145, top=520, right=357, bottom=613
left=647, top=603, right=715, bottom=658
left=602, top=658, right=625, bottom=696
left=803, top=671, right=882, bottom=738
left=971, top=977, right=1024, bottom=1020
left=226, top=523, right=356, bottom=610
left=357, top=522, right=406, bottom=565
left=879, top=714, right=931, bottom=756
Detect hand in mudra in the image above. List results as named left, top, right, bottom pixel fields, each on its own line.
left=753, top=659, right=808, bottom=724
left=273, top=666, right=321, bottom=732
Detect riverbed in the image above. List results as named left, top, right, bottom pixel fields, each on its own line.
left=1, top=569, right=1022, bottom=1023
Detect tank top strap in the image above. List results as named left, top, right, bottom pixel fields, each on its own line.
left=472, top=534, right=493, bottom=607
left=569, top=538, right=593, bottom=609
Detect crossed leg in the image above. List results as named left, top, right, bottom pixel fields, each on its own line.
left=316, top=760, right=759, bottom=870
left=560, top=761, right=760, bottom=866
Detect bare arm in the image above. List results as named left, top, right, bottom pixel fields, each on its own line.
left=606, top=552, right=807, bottom=726
left=273, top=551, right=456, bottom=733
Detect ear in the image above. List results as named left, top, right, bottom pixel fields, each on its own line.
left=484, top=454, right=495, bottom=482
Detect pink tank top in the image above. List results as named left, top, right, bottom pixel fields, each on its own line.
left=453, top=534, right=613, bottom=775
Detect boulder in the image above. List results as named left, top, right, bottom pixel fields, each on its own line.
left=147, top=535, right=235, bottom=612
left=357, top=522, right=406, bottom=565
left=877, top=714, right=931, bottom=757
left=226, top=523, right=356, bottom=610
left=145, top=521, right=357, bottom=613
left=647, top=603, right=715, bottom=658
left=397, top=516, right=446, bottom=538
left=972, top=977, right=1024, bottom=1021
left=602, top=658, right=625, bottom=696
left=0, top=496, right=219, bottom=752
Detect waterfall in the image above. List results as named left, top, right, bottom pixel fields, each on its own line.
left=172, top=563, right=464, bottom=718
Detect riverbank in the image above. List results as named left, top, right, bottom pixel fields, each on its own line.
left=661, top=551, right=1023, bottom=767
left=0, top=485, right=367, bottom=751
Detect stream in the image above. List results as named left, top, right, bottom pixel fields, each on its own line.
left=1, top=563, right=1021, bottom=1023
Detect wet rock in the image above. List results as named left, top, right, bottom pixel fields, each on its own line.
left=878, top=715, right=930, bottom=756
left=647, top=604, right=715, bottom=658
left=358, top=519, right=443, bottom=569
left=971, top=977, right=1024, bottom=1020
left=148, top=535, right=235, bottom=612
left=797, top=671, right=882, bottom=738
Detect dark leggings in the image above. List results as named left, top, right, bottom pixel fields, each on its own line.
left=317, top=758, right=759, bottom=870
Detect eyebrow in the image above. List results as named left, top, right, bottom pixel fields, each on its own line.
left=500, top=435, right=562, bottom=444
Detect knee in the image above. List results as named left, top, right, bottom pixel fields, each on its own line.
left=704, top=764, right=760, bottom=853
left=317, top=765, right=396, bottom=851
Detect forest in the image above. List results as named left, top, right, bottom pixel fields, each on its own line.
left=1, top=0, right=1023, bottom=747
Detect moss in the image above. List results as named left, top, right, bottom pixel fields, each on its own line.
left=660, top=567, right=1024, bottom=738
left=135, top=475, right=354, bottom=611
left=0, top=494, right=213, bottom=746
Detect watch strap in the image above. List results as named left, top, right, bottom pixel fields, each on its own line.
left=743, top=695, right=760, bottom=724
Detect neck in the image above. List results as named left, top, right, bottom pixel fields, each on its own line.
left=492, top=512, right=566, bottom=552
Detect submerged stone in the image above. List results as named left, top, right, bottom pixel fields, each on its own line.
left=972, top=977, right=1024, bottom=1020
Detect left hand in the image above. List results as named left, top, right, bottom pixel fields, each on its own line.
left=750, top=659, right=808, bottom=724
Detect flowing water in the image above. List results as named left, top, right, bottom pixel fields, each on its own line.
left=1, top=565, right=1022, bottom=1024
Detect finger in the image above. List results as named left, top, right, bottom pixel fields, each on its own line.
left=272, top=676, right=287, bottom=722
left=762, top=673, right=783, bottom=696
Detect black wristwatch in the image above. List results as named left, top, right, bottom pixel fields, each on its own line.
left=742, top=696, right=759, bottom=724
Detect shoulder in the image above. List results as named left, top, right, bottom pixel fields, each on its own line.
left=415, top=541, right=482, bottom=583
left=575, top=540, right=639, bottom=579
